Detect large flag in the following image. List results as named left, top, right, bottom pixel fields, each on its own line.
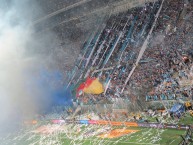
left=76, top=77, right=104, bottom=97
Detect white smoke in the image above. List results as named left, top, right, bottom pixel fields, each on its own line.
left=0, top=0, right=67, bottom=133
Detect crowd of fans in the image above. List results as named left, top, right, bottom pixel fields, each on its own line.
left=144, top=0, right=193, bottom=102
left=67, top=0, right=193, bottom=107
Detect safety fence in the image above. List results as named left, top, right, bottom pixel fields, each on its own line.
left=51, top=119, right=190, bottom=130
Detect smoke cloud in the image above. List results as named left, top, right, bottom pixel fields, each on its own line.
left=0, top=0, right=72, bottom=134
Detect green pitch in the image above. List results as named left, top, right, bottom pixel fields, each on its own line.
left=0, top=124, right=190, bottom=145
